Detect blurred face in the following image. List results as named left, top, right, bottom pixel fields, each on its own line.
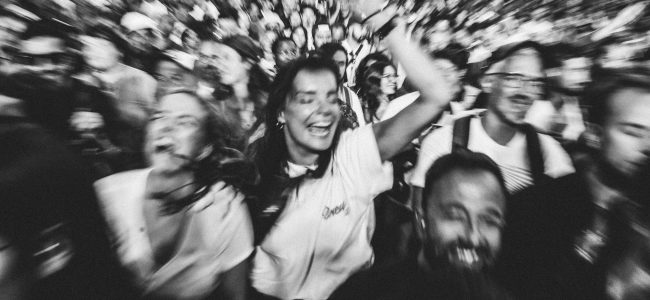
left=422, top=170, right=506, bottom=272
left=0, top=16, right=27, bottom=54
left=427, top=29, right=452, bottom=51
left=434, top=58, right=463, bottom=96
left=486, top=48, right=545, bottom=126
left=332, top=50, right=347, bottom=81
left=454, top=29, right=472, bottom=47
left=279, top=69, right=341, bottom=161
left=379, top=65, right=397, bottom=95
left=147, top=93, right=208, bottom=173
left=154, top=60, right=197, bottom=96
left=17, top=36, right=73, bottom=88
left=196, top=40, right=222, bottom=82
left=301, top=8, right=316, bottom=28
left=340, top=2, right=351, bottom=17
left=598, top=88, right=650, bottom=179
left=217, top=18, right=242, bottom=38
left=171, top=1, right=193, bottom=24
left=561, top=57, right=591, bottom=93
left=349, top=23, right=366, bottom=42
left=81, top=36, right=121, bottom=71
left=292, top=28, right=306, bottom=48
left=282, top=0, right=298, bottom=12
left=126, top=29, right=153, bottom=54
left=289, top=11, right=302, bottom=29
left=274, top=40, right=298, bottom=69
left=182, top=30, right=200, bottom=52
left=332, top=26, right=345, bottom=42
left=313, top=25, right=332, bottom=48
left=214, top=44, right=251, bottom=85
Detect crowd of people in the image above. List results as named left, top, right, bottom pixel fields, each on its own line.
left=1, top=0, right=649, bottom=299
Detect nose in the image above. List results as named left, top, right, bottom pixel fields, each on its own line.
left=315, top=98, right=337, bottom=115
left=464, top=221, right=482, bottom=248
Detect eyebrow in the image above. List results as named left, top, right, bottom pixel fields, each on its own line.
left=617, top=122, right=648, bottom=130
left=483, top=207, right=504, bottom=219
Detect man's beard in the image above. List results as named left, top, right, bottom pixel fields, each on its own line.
left=4, top=70, right=69, bottom=96
left=423, top=239, right=495, bottom=274
left=421, top=239, right=506, bottom=299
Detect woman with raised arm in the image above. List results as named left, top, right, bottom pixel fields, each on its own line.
left=247, top=0, right=453, bottom=298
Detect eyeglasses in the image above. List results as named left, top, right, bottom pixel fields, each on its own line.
left=15, top=52, right=72, bottom=66
left=487, top=72, right=546, bottom=94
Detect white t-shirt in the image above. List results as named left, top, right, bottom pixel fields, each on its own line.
left=410, top=117, right=575, bottom=193
left=95, top=169, right=254, bottom=299
left=252, top=126, right=393, bottom=299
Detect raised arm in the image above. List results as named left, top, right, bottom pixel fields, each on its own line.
left=354, top=1, right=453, bottom=161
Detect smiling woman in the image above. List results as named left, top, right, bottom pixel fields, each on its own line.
left=247, top=17, right=453, bottom=294
left=94, top=91, right=257, bottom=300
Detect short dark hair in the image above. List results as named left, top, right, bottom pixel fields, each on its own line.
left=432, top=43, right=469, bottom=70
left=316, top=42, right=347, bottom=65
left=584, top=67, right=650, bottom=126
left=422, top=150, right=508, bottom=211
left=271, top=36, right=295, bottom=56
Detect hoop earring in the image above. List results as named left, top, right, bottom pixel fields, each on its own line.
left=276, top=121, right=285, bottom=129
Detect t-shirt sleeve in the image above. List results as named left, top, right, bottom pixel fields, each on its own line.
left=409, top=126, right=453, bottom=187
left=334, top=125, right=393, bottom=197
left=540, top=134, right=575, bottom=178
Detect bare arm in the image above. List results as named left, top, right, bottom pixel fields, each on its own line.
left=357, top=4, right=452, bottom=161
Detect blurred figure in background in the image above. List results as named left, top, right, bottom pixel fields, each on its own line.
left=120, top=11, right=160, bottom=71
left=357, top=61, right=399, bottom=123
left=153, top=49, right=198, bottom=98
left=313, top=22, right=332, bottom=49
left=317, top=42, right=365, bottom=127
left=411, top=41, right=575, bottom=195
left=4, top=19, right=78, bottom=138
left=290, top=25, right=309, bottom=55
left=500, top=67, right=650, bottom=300
left=271, top=36, right=298, bottom=74
left=210, top=35, right=270, bottom=146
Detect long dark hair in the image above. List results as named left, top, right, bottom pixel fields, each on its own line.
left=358, top=61, right=396, bottom=122
left=247, top=56, right=342, bottom=243
left=153, top=90, right=258, bottom=214
left=291, top=26, right=309, bottom=55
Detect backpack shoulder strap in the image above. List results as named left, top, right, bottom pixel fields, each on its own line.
left=342, top=86, right=352, bottom=106
left=521, top=123, right=546, bottom=184
left=452, top=115, right=472, bottom=152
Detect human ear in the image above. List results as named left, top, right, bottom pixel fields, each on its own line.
left=479, top=76, right=493, bottom=93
